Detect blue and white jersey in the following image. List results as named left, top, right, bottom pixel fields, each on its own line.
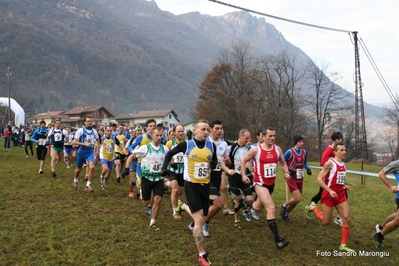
left=75, top=127, right=99, bottom=153
left=31, top=127, right=48, bottom=147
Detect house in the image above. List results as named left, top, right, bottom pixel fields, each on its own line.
left=30, top=111, right=67, bottom=125
left=114, top=113, right=136, bottom=127
left=116, top=109, right=180, bottom=131
left=62, top=106, right=114, bottom=127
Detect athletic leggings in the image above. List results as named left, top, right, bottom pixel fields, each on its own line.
left=311, top=186, right=348, bottom=204
left=25, top=141, right=34, bottom=156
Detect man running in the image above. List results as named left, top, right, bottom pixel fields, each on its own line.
left=373, top=159, right=399, bottom=250
left=307, top=142, right=354, bottom=252
left=240, top=127, right=290, bottom=250
left=165, top=124, right=186, bottom=219
left=161, top=119, right=217, bottom=266
left=31, top=121, right=49, bottom=174
left=47, top=120, right=68, bottom=178
left=305, top=131, right=344, bottom=225
left=279, top=135, right=312, bottom=222
left=72, top=116, right=99, bottom=192
left=132, top=127, right=169, bottom=230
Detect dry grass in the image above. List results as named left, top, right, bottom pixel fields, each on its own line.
left=0, top=142, right=397, bottom=265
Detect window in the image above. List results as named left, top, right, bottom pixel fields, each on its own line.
left=169, top=114, right=171, bottom=119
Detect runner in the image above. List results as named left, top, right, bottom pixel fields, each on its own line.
left=307, top=142, right=354, bottom=252
left=373, top=159, right=399, bottom=250
left=165, top=124, right=186, bottom=219
left=31, top=121, right=49, bottom=174
left=72, top=116, right=99, bottom=192
left=161, top=119, right=217, bottom=266
left=47, top=119, right=68, bottom=178
left=240, top=127, right=290, bottom=250
left=279, top=135, right=312, bottom=222
left=132, top=127, right=169, bottom=230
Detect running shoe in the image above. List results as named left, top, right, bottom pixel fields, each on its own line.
left=203, top=223, right=210, bottom=237
left=173, top=213, right=181, bottom=220
left=101, top=184, right=105, bottom=191
left=306, top=212, right=313, bottom=220
left=176, top=199, right=183, bottom=214
left=67, top=165, right=71, bottom=169
left=85, top=185, right=93, bottom=192
left=39, top=169, right=43, bottom=174
left=375, top=224, right=382, bottom=234
left=73, top=182, right=78, bottom=190
left=234, top=221, right=242, bottom=230
left=26, top=155, right=29, bottom=159
left=279, top=204, right=287, bottom=219
left=188, top=222, right=194, bottom=232
left=334, top=217, right=343, bottom=227
left=146, top=207, right=152, bottom=215
left=52, top=172, right=56, bottom=178
left=117, top=176, right=121, bottom=183
left=373, top=233, right=384, bottom=250
left=128, top=191, right=135, bottom=198
left=305, top=201, right=316, bottom=215
left=223, top=207, right=230, bottom=215
left=250, top=208, right=260, bottom=221
left=242, top=210, right=251, bottom=222
left=198, top=253, right=212, bottom=266
left=276, top=238, right=290, bottom=250
left=149, top=224, right=160, bottom=231
left=339, top=244, right=355, bottom=252
left=282, top=212, right=292, bottom=223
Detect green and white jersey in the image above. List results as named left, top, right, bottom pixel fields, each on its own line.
left=132, top=143, right=169, bottom=182
left=166, top=138, right=185, bottom=174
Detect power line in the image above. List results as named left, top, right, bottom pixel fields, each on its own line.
left=208, top=0, right=352, bottom=33
left=358, top=38, right=399, bottom=111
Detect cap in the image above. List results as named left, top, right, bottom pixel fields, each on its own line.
left=135, top=126, right=142, bottom=131
left=293, top=135, right=304, bottom=145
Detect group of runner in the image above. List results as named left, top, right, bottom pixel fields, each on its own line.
left=25, top=116, right=398, bottom=265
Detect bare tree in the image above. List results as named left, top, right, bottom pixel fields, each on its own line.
left=304, top=60, right=351, bottom=158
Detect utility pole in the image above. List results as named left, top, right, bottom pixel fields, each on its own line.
left=5, top=67, right=12, bottom=123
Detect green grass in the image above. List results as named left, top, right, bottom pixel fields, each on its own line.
left=0, top=142, right=398, bottom=265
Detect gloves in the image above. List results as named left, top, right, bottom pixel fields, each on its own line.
left=170, top=163, right=178, bottom=170
left=307, top=169, right=312, bottom=175
left=289, top=169, right=296, bottom=176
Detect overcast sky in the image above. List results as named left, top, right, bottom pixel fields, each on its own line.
left=154, top=0, right=399, bottom=106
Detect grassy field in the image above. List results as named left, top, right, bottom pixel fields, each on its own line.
left=0, top=142, right=398, bottom=265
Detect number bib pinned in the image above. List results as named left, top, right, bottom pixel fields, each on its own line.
left=194, top=163, right=209, bottom=179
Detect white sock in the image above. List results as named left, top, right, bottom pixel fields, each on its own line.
left=150, top=219, right=156, bottom=226
left=74, top=178, right=78, bottom=183
left=86, top=181, right=91, bottom=186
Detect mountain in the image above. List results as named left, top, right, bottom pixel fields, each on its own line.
left=0, top=0, right=385, bottom=124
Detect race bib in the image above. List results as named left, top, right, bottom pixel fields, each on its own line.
left=54, top=133, right=62, bottom=142
left=263, top=163, right=277, bottom=178
left=38, top=138, right=46, bottom=146
left=296, top=169, right=304, bottom=179
left=336, top=171, right=346, bottom=184
left=172, top=153, right=184, bottom=163
left=149, top=161, right=161, bottom=173
left=25, top=135, right=30, bottom=141
left=85, top=136, right=95, bottom=145
left=194, top=163, right=209, bottom=179
left=234, top=160, right=241, bottom=173
left=214, top=161, right=221, bottom=171
left=105, top=143, right=112, bottom=154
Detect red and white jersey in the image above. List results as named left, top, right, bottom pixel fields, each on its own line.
left=253, top=144, right=280, bottom=186
left=286, top=148, right=305, bottom=180
left=324, top=158, right=346, bottom=192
